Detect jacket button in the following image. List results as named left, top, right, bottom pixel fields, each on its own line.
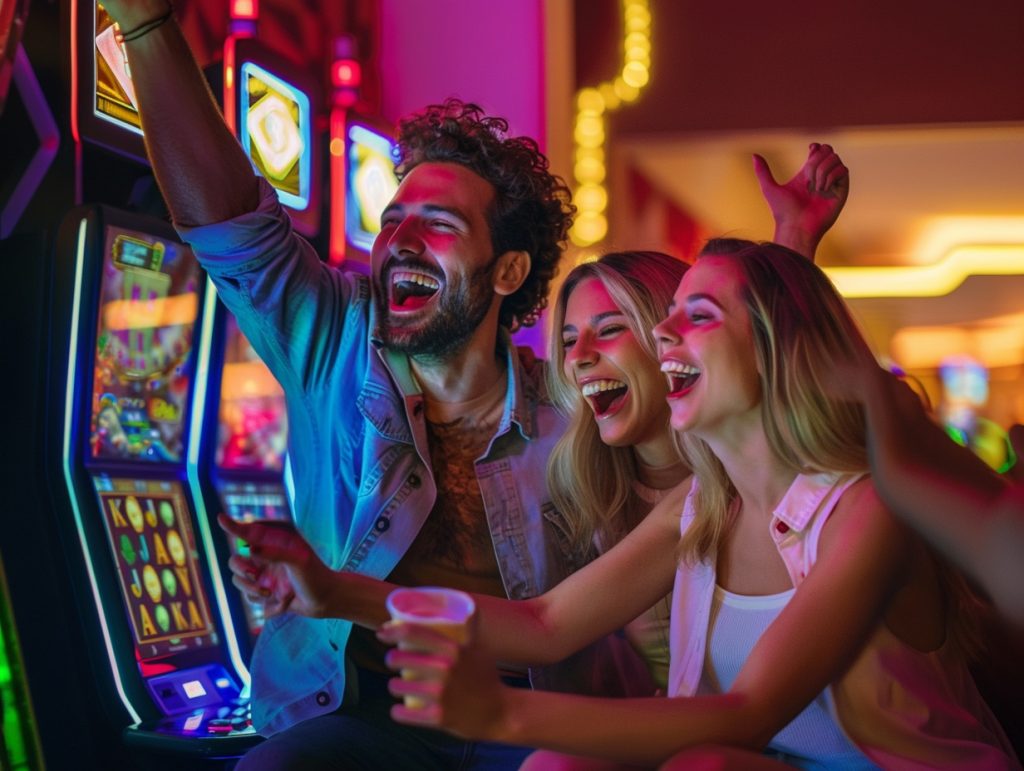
left=409, top=473, right=421, bottom=488
left=413, top=400, right=424, bottom=416
left=775, top=521, right=790, bottom=534
left=315, top=691, right=330, bottom=706
left=375, top=516, right=390, bottom=532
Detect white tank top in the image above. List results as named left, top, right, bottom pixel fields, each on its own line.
left=700, top=585, right=875, bottom=769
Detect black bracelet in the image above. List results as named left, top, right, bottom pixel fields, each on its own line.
left=119, top=7, right=174, bottom=43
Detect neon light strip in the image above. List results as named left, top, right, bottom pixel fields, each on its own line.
left=824, top=244, right=1024, bottom=298
left=61, top=218, right=142, bottom=725
left=328, top=107, right=346, bottom=265
left=186, top=278, right=251, bottom=688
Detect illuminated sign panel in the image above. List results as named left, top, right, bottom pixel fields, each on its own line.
left=345, top=123, right=398, bottom=252
left=239, top=61, right=311, bottom=210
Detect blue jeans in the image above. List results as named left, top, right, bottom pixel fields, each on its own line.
left=235, top=668, right=532, bottom=770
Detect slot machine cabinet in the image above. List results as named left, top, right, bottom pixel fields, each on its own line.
left=58, top=206, right=260, bottom=757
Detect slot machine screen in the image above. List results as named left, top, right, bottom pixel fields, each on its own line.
left=345, top=122, right=398, bottom=253
left=239, top=61, right=312, bottom=211
left=93, top=3, right=141, bottom=134
left=215, top=314, right=288, bottom=473
left=89, top=225, right=202, bottom=463
left=91, top=477, right=217, bottom=658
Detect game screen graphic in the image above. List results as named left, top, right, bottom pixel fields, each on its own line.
left=92, top=477, right=217, bottom=659
left=215, top=315, right=288, bottom=473
left=345, top=123, right=398, bottom=252
left=89, top=225, right=202, bottom=464
left=94, top=3, right=141, bottom=132
left=240, top=61, right=311, bottom=210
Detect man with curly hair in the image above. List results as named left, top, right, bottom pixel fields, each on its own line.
left=101, top=4, right=652, bottom=768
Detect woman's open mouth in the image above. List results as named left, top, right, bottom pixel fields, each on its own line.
left=581, top=378, right=629, bottom=417
left=390, top=269, right=441, bottom=312
left=661, top=361, right=701, bottom=397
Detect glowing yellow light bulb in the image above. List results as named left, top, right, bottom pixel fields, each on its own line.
left=614, top=77, right=641, bottom=102
left=575, top=157, right=606, bottom=185
left=622, top=62, right=649, bottom=88
left=576, top=183, right=608, bottom=213
left=572, top=212, right=609, bottom=246
left=577, top=87, right=606, bottom=115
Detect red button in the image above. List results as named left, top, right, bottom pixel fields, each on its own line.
left=775, top=521, right=790, bottom=534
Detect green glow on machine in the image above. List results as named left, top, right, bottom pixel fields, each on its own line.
left=0, top=556, right=43, bottom=770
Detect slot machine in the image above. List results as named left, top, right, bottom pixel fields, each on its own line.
left=334, top=112, right=399, bottom=270
left=196, top=310, right=293, bottom=651
left=59, top=206, right=259, bottom=755
left=325, top=35, right=399, bottom=271
left=61, top=3, right=260, bottom=757
left=221, top=28, right=322, bottom=238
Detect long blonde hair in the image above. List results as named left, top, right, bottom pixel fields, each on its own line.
left=678, top=239, right=869, bottom=563
left=547, top=251, right=688, bottom=553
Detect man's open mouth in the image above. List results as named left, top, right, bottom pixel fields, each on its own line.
left=390, top=269, right=441, bottom=311
left=660, top=361, right=701, bottom=396
left=581, top=378, right=628, bottom=417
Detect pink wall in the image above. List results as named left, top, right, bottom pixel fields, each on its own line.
left=377, top=0, right=547, bottom=148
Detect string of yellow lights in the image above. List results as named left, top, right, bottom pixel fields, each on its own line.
left=570, top=0, right=652, bottom=251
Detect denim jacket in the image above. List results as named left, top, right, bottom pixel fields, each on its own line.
left=181, top=179, right=650, bottom=735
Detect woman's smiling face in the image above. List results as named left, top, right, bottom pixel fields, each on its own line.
left=561, top=277, right=669, bottom=451
left=654, top=255, right=762, bottom=438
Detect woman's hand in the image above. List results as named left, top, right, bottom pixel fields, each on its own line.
left=218, top=515, right=338, bottom=619
left=378, top=619, right=510, bottom=742
left=756, top=142, right=849, bottom=260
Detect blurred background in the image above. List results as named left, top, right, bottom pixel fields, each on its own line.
left=1, top=0, right=1022, bottom=767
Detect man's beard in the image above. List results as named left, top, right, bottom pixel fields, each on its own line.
left=375, top=257, right=498, bottom=360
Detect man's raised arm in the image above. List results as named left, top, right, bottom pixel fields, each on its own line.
left=102, top=1, right=259, bottom=226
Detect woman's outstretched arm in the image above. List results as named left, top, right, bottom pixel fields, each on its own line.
left=383, top=478, right=910, bottom=766
left=218, top=478, right=684, bottom=664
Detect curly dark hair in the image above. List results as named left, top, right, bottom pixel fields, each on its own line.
left=395, top=99, right=576, bottom=331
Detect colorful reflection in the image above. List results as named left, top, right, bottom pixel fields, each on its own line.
left=940, top=355, right=1016, bottom=472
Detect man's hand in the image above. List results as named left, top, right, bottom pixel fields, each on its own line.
left=218, top=515, right=338, bottom=619
left=755, top=143, right=849, bottom=260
